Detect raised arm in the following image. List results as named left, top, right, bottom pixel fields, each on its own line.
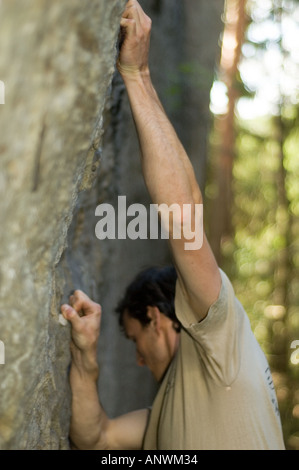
left=118, top=1, right=221, bottom=321
left=61, top=291, right=148, bottom=450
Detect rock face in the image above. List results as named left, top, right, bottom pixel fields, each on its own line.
left=0, top=0, right=126, bottom=450
left=0, top=0, right=224, bottom=450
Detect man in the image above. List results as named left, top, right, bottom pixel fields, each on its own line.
left=61, top=0, right=285, bottom=450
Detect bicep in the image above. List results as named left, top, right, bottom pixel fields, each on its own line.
left=171, top=232, right=221, bottom=322
left=100, top=408, right=149, bottom=450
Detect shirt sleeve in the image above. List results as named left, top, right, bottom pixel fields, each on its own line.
left=174, top=268, right=249, bottom=386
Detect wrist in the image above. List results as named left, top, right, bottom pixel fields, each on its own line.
left=71, top=360, right=99, bottom=383
left=119, top=66, right=157, bottom=104
left=71, top=346, right=99, bottom=380
left=117, top=60, right=151, bottom=83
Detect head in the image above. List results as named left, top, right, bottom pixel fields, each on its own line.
left=116, top=266, right=181, bottom=381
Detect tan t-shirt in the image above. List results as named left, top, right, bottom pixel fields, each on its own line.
left=143, top=269, right=285, bottom=450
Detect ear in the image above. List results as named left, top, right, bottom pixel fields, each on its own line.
left=146, top=306, right=161, bottom=334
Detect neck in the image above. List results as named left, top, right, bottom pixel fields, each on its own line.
left=158, top=332, right=180, bottom=384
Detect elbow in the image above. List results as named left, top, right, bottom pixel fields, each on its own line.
left=69, top=415, right=110, bottom=450
left=159, top=200, right=204, bottom=251
left=70, top=435, right=110, bottom=451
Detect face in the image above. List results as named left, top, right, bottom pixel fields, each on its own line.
left=122, top=309, right=179, bottom=382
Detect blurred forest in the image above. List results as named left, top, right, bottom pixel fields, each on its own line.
left=206, top=0, right=299, bottom=450
left=0, top=0, right=297, bottom=450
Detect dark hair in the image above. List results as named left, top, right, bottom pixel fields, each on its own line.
left=116, top=265, right=181, bottom=332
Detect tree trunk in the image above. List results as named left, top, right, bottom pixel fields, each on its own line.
left=210, top=0, right=247, bottom=263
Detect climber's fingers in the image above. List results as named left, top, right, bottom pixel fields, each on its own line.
left=121, top=0, right=151, bottom=35
left=119, top=17, right=136, bottom=39
left=61, top=303, right=83, bottom=330
left=68, top=290, right=101, bottom=318
left=117, top=0, right=152, bottom=77
left=61, top=290, right=101, bottom=329
left=61, top=291, right=102, bottom=343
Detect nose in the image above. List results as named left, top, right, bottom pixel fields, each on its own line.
left=136, top=350, right=145, bottom=367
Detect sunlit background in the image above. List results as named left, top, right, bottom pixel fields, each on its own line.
left=208, top=0, right=299, bottom=450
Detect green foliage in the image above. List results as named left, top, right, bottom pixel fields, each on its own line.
left=207, top=0, right=299, bottom=450
left=216, top=109, right=299, bottom=449
left=165, top=61, right=215, bottom=112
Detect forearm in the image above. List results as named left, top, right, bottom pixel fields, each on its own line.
left=123, top=72, right=202, bottom=209
left=61, top=291, right=147, bottom=451
left=69, top=351, right=109, bottom=450
left=117, top=0, right=221, bottom=320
